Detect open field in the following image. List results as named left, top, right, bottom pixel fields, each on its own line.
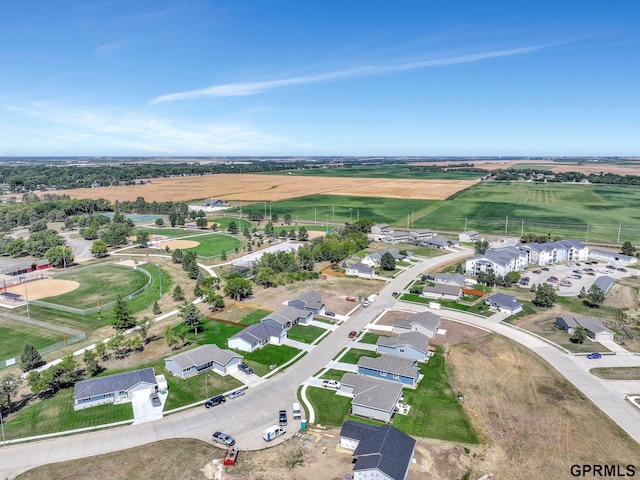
left=0, top=317, right=64, bottom=360
left=48, top=173, right=478, bottom=203
left=180, top=233, right=243, bottom=257
left=263, top=164, right=484, bottom=180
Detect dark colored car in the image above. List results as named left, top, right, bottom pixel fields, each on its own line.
left=279, top=410, right=288, bottom=426
left=205, top=395, right=226, bottom=408
left=238, top=363, right=254, bottom=375
left=212, top=431, right=235, bottom=446
left=348, top=330, right=358, bottom=339
left=587, top=352, right=602, bottom=359
left=149, top=392, right=161, bottom=407
left=325, top=311, right=336, bottom=317
left=410, top=289, right=422, bottom=294
left=392, top=292, right=398, bottom=297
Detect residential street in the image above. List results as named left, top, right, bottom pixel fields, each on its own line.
left=2, top=246, right=640, bottom=479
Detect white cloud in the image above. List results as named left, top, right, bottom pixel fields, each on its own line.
left=152, top=43, right=555, bottom=103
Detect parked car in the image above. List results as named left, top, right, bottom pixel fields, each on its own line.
left=263, top=425, right=286, bottom=442
left=362, top=300, right=371, bottom=308
left=618, top=267, right=628, bottom=272
left=228, top=389, right=245, bottom=399
left=587, top=352, right=602, bottom=359
left=560, top=281, right=572, bottom=287
left=541, top=267, right=550, bottom=271
left=532, top=270, right=542, bottom=274
left=325, top=311, right=336, bottom=317
left=149, top=392, right=161, bottom=407
left=212, top=431, right=235, bottom=446
left=392, top=292, right=399, bottom=297
left=345, top=296, right=357, bottom=302
left=519, top=277, right=530, bottom=286
left=238, top=363, right=254, bottom=375
left=322, top=380, right=341, bottom=390
left=569, top=274, right=582, bottom=279
left=409, top=289, right=422, bottom=294
left=205, top=395, right=226, bottom=408
left=279, top=410, right=288, bottom=426
left=348, top=330, right=358, bottom=339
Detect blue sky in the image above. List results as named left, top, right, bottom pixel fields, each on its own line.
left=1, top=1, right=639, bottom=156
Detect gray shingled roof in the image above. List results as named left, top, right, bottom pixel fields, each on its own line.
left=434, top=272, right=466, bottom=287
left=358, top=356, right=419, bottom=380
left=395, top=311, right=441, bottom=332
left=594, top=276, right=614, bottom=293
left=377, top=332, right=430, bottom=354
left=229, top=322, right=281, bottom=346
left=340, top=373, right=403, bottom=411
left=166, top=344, right=240, bottom=370
left=340, top=421, right=416, bottom=480
left=557, top=316, right=613, bottom=335
left=422, top=284, right=461, bottom=296
left=262, top=306, right=310, bottom=326
left=289, top=291, right=323, bottom=310
left=475, top=246, right=525, bottom=267
left=347, top=262, right=374, bottom=274
left=74, top=367, right=156, bottom=400
left=486, top=292, right=523, bottom=310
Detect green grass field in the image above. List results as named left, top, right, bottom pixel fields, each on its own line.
left=339, top=348, right=381, bottom=364
left=0, top=318, right=64, bottom=360
left=287, top=324, right=326, bottom=344
left=181, top=233, right=242, bottom=258
left=46, top=264, right=149, bottom=309
left=261, top=164, right=483, bottom=180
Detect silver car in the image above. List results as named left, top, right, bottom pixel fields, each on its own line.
left=228, top=389, right=245, bottom=399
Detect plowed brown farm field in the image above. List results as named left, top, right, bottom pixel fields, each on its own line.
left=48, top=174, right=478, bottom=203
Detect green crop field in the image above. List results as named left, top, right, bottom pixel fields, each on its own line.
left=45, top=264, right=149, bottom=309
left=261, top=164, right=483, bottom=180
left=182, top=233, right=242, bottom=257
left=0, top=318, right=64, bottom=360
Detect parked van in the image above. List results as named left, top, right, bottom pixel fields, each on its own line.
left=263, top=425, right=286, bottom=442
left=292, top=402, right=302, bottom=420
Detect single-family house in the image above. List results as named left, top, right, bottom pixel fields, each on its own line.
left=261, top=306, right=314, bottom=330
left=555, top=316, right=614, bottom=342
left=287, top=291, right=325, bottom=315
left=357, top=356, right=420, bottom=388
left=362, top=248, right=407, bottom=268
left=420, top=283, right=461, bottom=301
left=421, top=237, right=454, bottom=249
left=376, top=332, right=430, bottom=362
left=465, top=246, right=529, bottom=276
left=164, top=344, right=243, bottom=378
left=340, top=421, right=416, bottom=480
left=593, top=276, right=614, bottom=294
left=371, top=224, right=393, bottom=236
left=459, top=230, right=481, bottom=243
left=434, top=273, right=466, bottom=289
left=590, top=249, right=638, bottom=265
left=74, top=367, right=158, bottom=410
left=340, top=373, right=403, bottom=423
left=381, top=231, right=410, bottom=245
left=393, top=312, right=441, bottom=338
left=484, top=293, right=523, bottom=315
left=227, top=322, right=286, bottom=352
left=346, top=262, right=374, bottom=279
left=409, top=229, right=436, bottom=241
left=201, top=198, right=229, bottom=208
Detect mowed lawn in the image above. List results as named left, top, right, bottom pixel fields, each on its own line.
left=287, top=324, right=327, bottom=344
left=47, top=264, right=149, bottom=309
left=0, top=318, right=64, bottom=360
left=181, top=233, right=242, bottom=257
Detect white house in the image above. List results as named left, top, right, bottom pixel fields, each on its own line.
left=459, top=230, right=481, bottom=243
left=484, top=293, right=523, bottom=315
left=164, top=344, right=243, bottom=378
left=346, top=262, right=374, bottom=279
left=228, top=323, right=286, bottom=352
left=393, top=312, right=441, bottom=338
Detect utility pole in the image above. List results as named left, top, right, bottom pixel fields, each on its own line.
left=617, top=223, right=621, bottom=244
left=1, top=409, right=5, bottom=448
left=505, top=216, right=509, bottom=235
left=314, top=208, right=317, bottom=224
left=332, top=205, right=335, bottom=222
left=586, top=223, right=590, bottom=244
left=521, top=219, right=524, bottom=237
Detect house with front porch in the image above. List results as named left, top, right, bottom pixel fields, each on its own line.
left=261, top=306, right=313, bottom=330
left=376, top=332, right=430, bottom=362
left=227, top=322, right=286, bottom=352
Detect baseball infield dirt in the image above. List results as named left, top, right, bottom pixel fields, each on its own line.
left=5, top=278, right=79, bottom=301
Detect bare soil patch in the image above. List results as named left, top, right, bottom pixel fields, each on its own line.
left=161, top=239, right=200, bottom=249
left=431, top=319, right=491, bottom=346
left=605, top=283, right=639, bottom=310
left=447, top=334, right=640, bottom=478
left=47, top=174, right=477, bottom=203
left=5, top=278, right=80, bottom=301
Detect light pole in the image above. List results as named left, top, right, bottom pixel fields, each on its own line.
left=205, top=373, right=210, bottom=399
left=349, top=208, right=352, bottom=224
left=1, top=409, right=6, bottom=447
left=157, top=264, right=162, bottom=299
left=326, top=215, right=329, bottom=234
left=20, top=276, right=30, bottom=319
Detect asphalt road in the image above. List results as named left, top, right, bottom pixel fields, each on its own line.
left=3, top=246, right=640, bottom=478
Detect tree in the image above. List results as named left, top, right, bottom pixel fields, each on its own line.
left=155, top=217, right=164, bottom=227
left=112, top=297, right=136, bottom=331
left=82, top=349, right=102, bottom=377
left=45, top=245, right=74, bottom=267
left=242, top=226, right=251, bottom=239
left=136, top=231, right=150, bottom=247
left=570, top=325, right=587, bottom=344
left=474, top=240, right=489, bottom=254
left=224, top=276, right=253, bottom=301
left=171, top=248, right=183, bottom=264
left=180, top=302, right=203, bottom=335
left=271, top=213, right=279, bottom=223
left=228, top=221, right=238, bottom=234
left=533, top=283, right=557, bottom=308
left=138, top=317, right=152, bottom=344
left=621, top=241, right=637, bottom=257
left=585, top=285, right=606, bottom=308
left=172, top=285, right=185, bottom=301
left=95, top=341, right=107, bottom=361
left=455, top=262, right=464, bottom=274
left=264, top=221, right=274, bottom=235
left=196, top=217, right=208, bottom=229
left=380, top=252, right=396, bottom=271
left=297, top=247, right=315, bottom=271
left=0, top=374, right=21, bottom=412
left=297, top=226, right=309, bottom=241
left=220, top=249, right=227, bottom=261
left=20, top=343, right=44, bottom=372
left=283, top=214, right=292, bottom=225
left=5, top=238, right=26, bottom=257
left=354, top=218, right=373, bottom=233
left=164, top=326, right=179, bottom=349
left=255, top=267, right=277, bottom=287
left=153, top=301, right=161, bottom=315
left=91, top=239, right=108, bottom=257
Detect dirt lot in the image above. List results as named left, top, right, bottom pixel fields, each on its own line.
left=46, top=174, right=478, bottom=203
left=160, top=239, right=200, bottom=249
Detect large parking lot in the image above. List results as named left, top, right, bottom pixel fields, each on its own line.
left=518, top=260, right=639, bottom=297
